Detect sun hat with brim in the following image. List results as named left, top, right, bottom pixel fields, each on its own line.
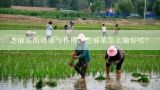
left=77, top=33, right=87, bottom=41
left=107, top=46, right=117, bottom=56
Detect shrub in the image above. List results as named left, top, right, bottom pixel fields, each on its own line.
left=0, top=0, right=11, bottom=8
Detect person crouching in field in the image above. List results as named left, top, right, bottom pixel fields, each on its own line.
left=46, top=21, right=53, bottom=42
left=70, top=33, right=91, bottom=79
left=105, top=45, right=125, bottom=81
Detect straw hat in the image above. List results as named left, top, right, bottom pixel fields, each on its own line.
left=107, top=46, right=117, bottom=56
left=77, top=33, right=87, bottom=41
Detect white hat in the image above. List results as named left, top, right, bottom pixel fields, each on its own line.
left=77, top=33, right=87, bottom=41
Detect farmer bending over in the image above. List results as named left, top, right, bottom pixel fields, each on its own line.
left=71, top=33, right=91, bottom=79
left=105, top=45, right=124, bottom=80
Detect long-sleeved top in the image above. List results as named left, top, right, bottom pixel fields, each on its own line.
left=46, top=24, right=53, bottom=36
left=75, top=41, right=91, bottom=63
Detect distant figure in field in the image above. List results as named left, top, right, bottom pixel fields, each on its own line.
left=101, top=24, right=107, bottom=37
left=64, top=21, right=74, bottom=40
left=46, top=21, right=53, bottom=42
left=113, top=24, right=120, bottom=36
left=69, top=33, right=91, bottom=79
left=25, top=31, right=36, bottom=42
left=64, top=25, right=68, bottom=31
left=69, top=20, right=74, bottom=30
left=105, top=45, right=125, bottom=81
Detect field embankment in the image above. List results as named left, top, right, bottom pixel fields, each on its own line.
left=11, top=6, right=56, bottom=11
left=0, top=14, right=160, bottom=30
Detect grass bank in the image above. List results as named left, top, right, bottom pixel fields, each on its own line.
left=0, top=21, right=160, bottom=30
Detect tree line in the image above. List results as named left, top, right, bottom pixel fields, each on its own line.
left=0, top=0, right=160, bottom=17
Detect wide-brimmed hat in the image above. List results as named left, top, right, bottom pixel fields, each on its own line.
left=107, top=46, right=117, bottom=56
left=77, top=33, right=87, bottom=41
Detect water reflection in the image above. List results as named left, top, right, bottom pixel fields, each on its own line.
left=105, top=80, right=123, bottom=90
left=74, top=78, right=87, bottom=90
left=0, top=73, right=160, bottom=90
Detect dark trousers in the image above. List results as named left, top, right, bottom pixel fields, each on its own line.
left=74, top=61, right=88, bottom=78
left=106, top=58, right=124, bottom=70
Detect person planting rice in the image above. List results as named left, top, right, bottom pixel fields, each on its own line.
left=69, top=33, right=91, bottom=79
left=105, top=45, right=125, bottom=80
left=65, top=22, right=73, bottom=40
left=101, top=24, right=107, bottom=37
left=46, top=21, right=53, bottom=42
left=69, top=20, right=74, bottom=30
left=113, top=24, right=120, bottom=36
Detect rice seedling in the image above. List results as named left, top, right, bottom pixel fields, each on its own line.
left=138, top=75, right=149, bottom=82
left=95, top=75, right=105, bottom=80
left=35, top=79, right=57, bottom=89
left=0, top=50, right=160, bottom=79
left=45, top=80, right=57, bottom=87
left=132, top=73, right=142, bottom=77
left=36, top=79, right=44, bottom=89
left=131, top=75, right=149, bottom=83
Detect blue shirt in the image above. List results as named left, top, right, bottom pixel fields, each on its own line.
left=75, top=41, right=91, bottom=62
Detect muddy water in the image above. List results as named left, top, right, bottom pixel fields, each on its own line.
left=0, top=73, right=160, bottom=90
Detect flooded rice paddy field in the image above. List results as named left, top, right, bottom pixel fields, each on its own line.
left=0, top=73, right=160, bottom=90
left=0, top=51, right=160, bottom=90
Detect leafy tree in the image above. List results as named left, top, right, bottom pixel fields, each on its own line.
left=71, top=0, right=89, bottom=10
left=131, top=0, right=149, bottom=16
left=29, top=0, right=34, bottom=6
left=114, top=0, right=134, bottom=18
left=0, top=0, right=11, bottom=8
left=153, top=0, right=160, bottom=16
left=105, top=0, right=118, bottom=8
left=48, top=0, right=59, bottom=7
left=90, top=0, right=105, bottom=13
left=136, top=0, right=145, bottom=16
left=4, top=0, right=159, bottom=18
left=147, top=0, right=155, bottom=12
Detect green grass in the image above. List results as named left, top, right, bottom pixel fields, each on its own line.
left=0, top=8, right=87, bottom=20
left=0, top=50, right=160, bottom=79
left=0, top=21, right=160, bottom=30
